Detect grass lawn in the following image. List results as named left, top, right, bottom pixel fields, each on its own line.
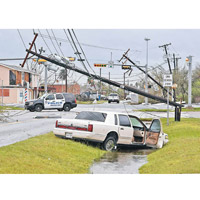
left=182, top=107, right=200, bottom=112
left=139, top=118, right=200, bottom=174
left=0, top=106, right=24, bottom=110
left=0, top=133, right=105, bottom=174
left=135, top=108, right=172, bottom=112
left=76, top=100, right=107, bottom=104
left=136, top=107, right=200, bottom=112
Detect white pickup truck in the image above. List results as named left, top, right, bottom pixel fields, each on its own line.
left=53, top=111, right=168, bottom=151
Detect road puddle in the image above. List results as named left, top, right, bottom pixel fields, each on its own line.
left=90, top=148, right=155, bottom=174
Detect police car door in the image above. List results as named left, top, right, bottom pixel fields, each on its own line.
left=55, top=93, right=65, bottom=108
left=44, top=94, right=56, bottom=109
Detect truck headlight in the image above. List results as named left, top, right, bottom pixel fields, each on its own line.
left=29, top=102, right=33, bottom=105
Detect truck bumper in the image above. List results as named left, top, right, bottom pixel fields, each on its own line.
left=24, top=104, right=35, bottom=110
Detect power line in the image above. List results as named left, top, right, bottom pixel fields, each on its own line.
left=46, top=29, right=60, bottom=55
left=71, top=29, right=96, bottom=75
left=17, top=29, right=27, bottom=49
left=38, top=33, right=140, bottom=53
left=67, top=29, right=91, bottom=76
left=51, top=29, right=65, bottom=57
left=38, top=29, right=53, bottom=54
left=17, top=29, right=29, bottom=69
left=63, top=29, right=76, bottom=52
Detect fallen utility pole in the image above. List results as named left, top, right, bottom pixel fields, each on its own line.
left=26, top=49, right=183, bottom=109
left=120, top=54, right=174, bottom=98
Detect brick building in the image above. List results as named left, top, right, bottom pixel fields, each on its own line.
left=38, top=83, right=80, bottom=96
left=0, top=64, right=39, bottom=104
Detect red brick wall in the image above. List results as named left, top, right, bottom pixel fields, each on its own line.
left=48, top=84, right=80, bottom=95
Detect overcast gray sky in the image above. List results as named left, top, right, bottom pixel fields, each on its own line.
left=0, top=29, right=199, bottom=84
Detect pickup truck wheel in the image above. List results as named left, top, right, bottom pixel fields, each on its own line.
left=64, top=104, right=71, bottom=111
left=35, top=104, right=42, bottom=112
left=103, top=136, right=117, bottom=151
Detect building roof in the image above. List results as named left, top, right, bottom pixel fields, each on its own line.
left=0, top=63, right=39, bottom=75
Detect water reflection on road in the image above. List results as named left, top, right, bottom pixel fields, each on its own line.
left=90, top=148, right=155, bottom=174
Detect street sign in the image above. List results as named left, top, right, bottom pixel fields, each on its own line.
left=163, top=74, right=172, bottom=126
left=122, top=65, right=131, bottom=70
left=108, top=61, right=114, bottom=68
left=94, top=64, right=107, bottom=67
left=163, top=74, right=173, bottom=87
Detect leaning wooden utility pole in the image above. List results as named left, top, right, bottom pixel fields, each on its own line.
left=120, top=53, right=174, bottom=98
left=21, top=33, right=38, bottom=68
left=159, top=43, right=172, bottom=74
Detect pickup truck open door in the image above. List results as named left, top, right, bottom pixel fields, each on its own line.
left=145, top=119, right=162, bottom=148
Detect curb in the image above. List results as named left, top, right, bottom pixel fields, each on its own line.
left=34, top=116, right=61, bottom=119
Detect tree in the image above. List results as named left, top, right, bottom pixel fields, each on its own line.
left=149, top=65, right=188, bottom=101
left=192, top=65, right=200, bottom=102
left=58, top=68, right=68, bottom=80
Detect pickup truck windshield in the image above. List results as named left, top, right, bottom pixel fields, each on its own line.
left=109, top=94, right=118, bottom=96
left=75, top=112, right=107, bottom=122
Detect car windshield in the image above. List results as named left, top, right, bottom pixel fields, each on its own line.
left=75, top=111, right=107, bottom=122
left=109, top=94, right=118, bottom=96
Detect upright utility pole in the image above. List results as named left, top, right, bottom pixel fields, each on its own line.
left=44, top=64, right=48, bottom=94
left=100, top=68, right=102, bottom=94
left=124, top=73, right=126, bottom=99
left=187, top=56, right=193, bottom=107
left=65, top=69, right=68, bottom=92
left=159, top=43, right=172, bottom=74
left=38, top=47, right=45, bottom=96
left=167, top=86, right=169, bottom=126
left=172, top=53, right=176, bottom=102
left=176, top=57, right=181, bottom=70
left=1, top=80, right=3, bottom=106
left=144, top=38, right=150, bottom=105
left=108, top=72, right=110, bottom=94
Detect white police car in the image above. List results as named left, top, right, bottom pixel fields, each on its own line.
left=25, top=93, right=77, bottom=112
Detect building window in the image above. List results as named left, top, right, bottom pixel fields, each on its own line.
left=29, top=73, right=32, bottom=83
left=22, top=72, right=24, bottom=81
left=9, top=70, right=16, bottom=85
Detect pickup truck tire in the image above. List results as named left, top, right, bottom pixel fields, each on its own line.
left=63, top=103, right=71, bottom=111
left=35, top=104, right=43, bottom=112
left=108, top=101, right=110, bottom=103
left=103, top=136, right=117, bottom=151
left=117, top=101, right=119, bottom=104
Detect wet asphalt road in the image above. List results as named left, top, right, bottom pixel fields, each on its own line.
left=0, top=102, right=200, bottom=148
